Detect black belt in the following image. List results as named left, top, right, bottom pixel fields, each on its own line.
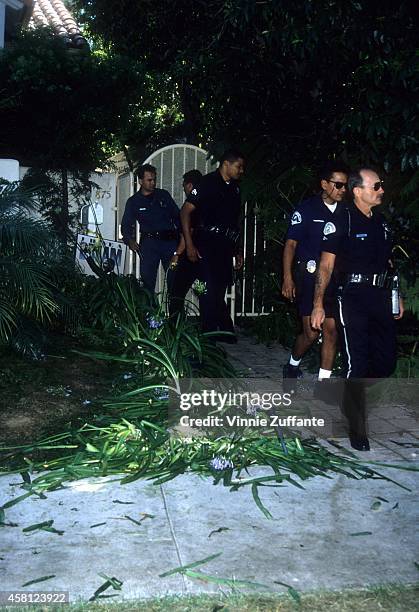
left=198, top=225, right=240, bottom=244
left=345, top=273, right=389, bottom=288
left=141, top=230, right=178, bottom=241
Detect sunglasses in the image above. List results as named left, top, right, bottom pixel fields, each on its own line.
left=371, top=181, right=384, bottom=191
left=327, top=179, right=347, bottom=190
left=358, top=181, right=384, bottom=191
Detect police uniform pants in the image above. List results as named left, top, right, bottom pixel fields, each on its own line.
left=337, top=285, right=397, bottom=436
left=139, top=238, right=177, bottom=293
left=196, top=254, right=234, bottom=336
left=168, top=256, right=199, bottom=319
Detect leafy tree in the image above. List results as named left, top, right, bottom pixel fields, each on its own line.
left=0, top=27, right=143, bottom=239
left=73, top=1, right=418, bottom=175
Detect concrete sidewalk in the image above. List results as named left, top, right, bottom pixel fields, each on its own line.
left=0, top=463, right=418, bottom=603
left=0, top=335, right=418, bottom=604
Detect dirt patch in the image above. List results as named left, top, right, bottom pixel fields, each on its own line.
left=0, top=339, right=126, bottom=446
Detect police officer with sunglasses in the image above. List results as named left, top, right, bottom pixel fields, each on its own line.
left=311, top=168, right=404, bottom=451
left=282, top=162, right=348, bottom=388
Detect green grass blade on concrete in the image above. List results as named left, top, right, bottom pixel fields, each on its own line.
left=159, top=552, right=223, bottom=577
left=22, top=519, right=53, bottom=532
left=89, top=574, right=123, bottom=602
left=21, top=574, right=56, bottom=587
left=183, top=569, right=271, bottom=591
left=274, top=580, right=302, bottom=603
left=0, top=491, right=34, bottom=509
left=251, top=483, right=273, bottom=519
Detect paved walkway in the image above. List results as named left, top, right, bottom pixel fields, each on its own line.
left=225, top=334, right=419, bottom=463
left=0, top=334, right=418, bottom=603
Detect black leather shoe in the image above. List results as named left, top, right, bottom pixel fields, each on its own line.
left=349, top=434, right=370, bottom=451
left=283, top=363, right=303, bottom=379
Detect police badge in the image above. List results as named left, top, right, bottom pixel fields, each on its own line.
left=306, top=260, right=316, bottom=273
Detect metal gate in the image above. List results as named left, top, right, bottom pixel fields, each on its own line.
left=117, top=144, right=268, bottom=320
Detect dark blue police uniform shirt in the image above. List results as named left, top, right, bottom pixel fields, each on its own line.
left=286, top=194, right=344, bottom=263
left=322, top=202, right=393, bottom=275
left=186, top=170, right=241, bottom=231
left=121, top=188, right=180, bottom=242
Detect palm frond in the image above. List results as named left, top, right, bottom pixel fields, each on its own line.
left=0, top=297, right=17, bottom=342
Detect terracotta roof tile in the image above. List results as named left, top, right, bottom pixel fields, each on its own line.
left=30, top=0, right=88, bottom=48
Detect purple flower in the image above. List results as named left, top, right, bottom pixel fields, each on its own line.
left=154, top=388, right=169, bottom=401
left=209, top=456, right=234, bottom=471
left=147, top=316, right=163, bottom=329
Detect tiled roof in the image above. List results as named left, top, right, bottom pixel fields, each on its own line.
left=30, top=0, right=88, bottom=48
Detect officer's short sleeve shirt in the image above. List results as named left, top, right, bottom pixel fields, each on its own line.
left=121, top=188, right=180, bottom=241
left=285, top=194, right=344, bottom=262
left=186, top=170, right=241, bottom=230
left=321, top=203, right=393, bottom=275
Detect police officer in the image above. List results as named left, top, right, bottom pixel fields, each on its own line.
left=121, top=164, right=180, bottom=292
left=282, top=162, right=348, bottom=386
left=181, top=149, right=245, bottom=342
left=168, top=169, right=203, bottom=318
left=311, top=168, right=404, bottom=450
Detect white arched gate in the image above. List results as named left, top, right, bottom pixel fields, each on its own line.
left=118, top=144, right=266, bottom=321
left=122, top=145, right=223, bottom=311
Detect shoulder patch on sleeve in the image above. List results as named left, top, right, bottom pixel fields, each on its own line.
left=323, top=221, right=336, bottom=236
left=291, top=211, right=302, bottom=225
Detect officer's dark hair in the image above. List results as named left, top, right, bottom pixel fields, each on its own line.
left=348, top=167, right=376, bottom=197
left=183, top=169, right=202, bottom=186
left=319, top=160, right=349, bottom=182
left=219, top=149, right=245, bottom=165
left=138, top=164, right=156, bottom=179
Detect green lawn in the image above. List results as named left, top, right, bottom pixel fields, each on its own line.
left=4, top=584, right=419, bottom=612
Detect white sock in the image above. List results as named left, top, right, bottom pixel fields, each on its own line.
left=318, top=368, right=332, bottom=381
left=289, top=356, right=301, bottom=367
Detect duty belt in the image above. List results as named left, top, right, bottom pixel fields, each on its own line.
left=198, top=225, right=240, bottom=244
left=345, top=272, right=389, bottom=288
left=141, top=230, right=178, bottom=241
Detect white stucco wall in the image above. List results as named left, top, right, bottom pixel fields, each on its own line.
left=89, top=171, right=117, bottom=240
left=0, top=158, right=20, bottom=181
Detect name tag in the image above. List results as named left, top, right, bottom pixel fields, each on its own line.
left=355, top=233, right=368, bottom=240
left=139, top=207, right=146, bottom=211
left=313, top=219, right=324, bottom=222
